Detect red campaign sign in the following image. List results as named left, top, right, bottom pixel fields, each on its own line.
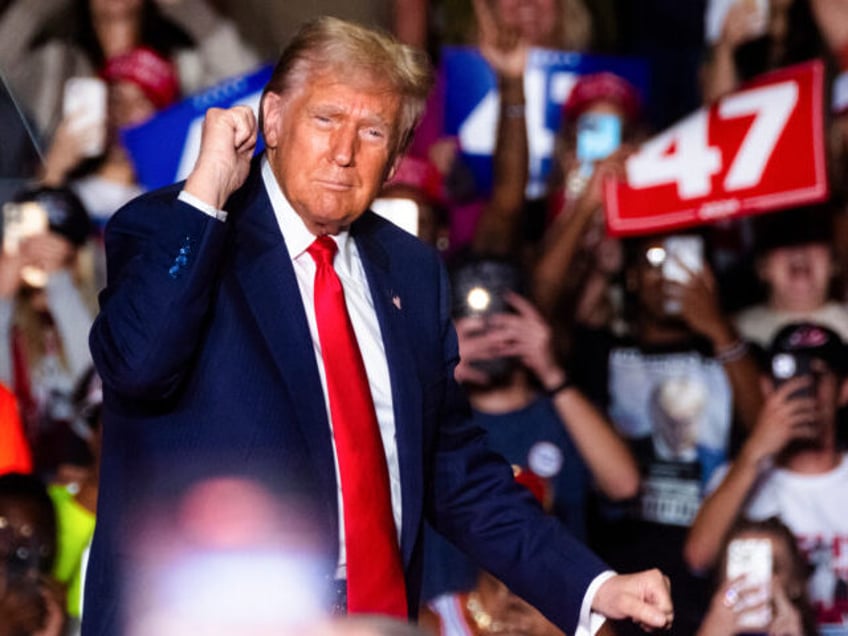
left=605, top=60, right=828, bottom=237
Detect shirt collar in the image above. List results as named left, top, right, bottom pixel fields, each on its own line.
left=261, top=157, right=354, bottom=269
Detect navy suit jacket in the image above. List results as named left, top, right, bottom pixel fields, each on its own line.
left=83, top=161, right=607, bottom=635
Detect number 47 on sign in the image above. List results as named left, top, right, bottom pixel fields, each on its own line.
left=604, top=61, right=828, bottom=237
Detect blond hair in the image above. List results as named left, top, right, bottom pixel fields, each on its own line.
left=260, top=16, right=432, bottom=156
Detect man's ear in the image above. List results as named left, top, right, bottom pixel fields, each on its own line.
left=261, top=92, right=283, bottom=149
left=384, top=153, right=402, bottom=183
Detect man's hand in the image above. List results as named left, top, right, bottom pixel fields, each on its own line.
left=740, top=378, right=818, bottom=467
left=664, top=260, right=737, bottom=349
left=40, top=114, right=98, bottom=186
left=718, top=0, right=766, bottom=51
left=184, top=105, right=257, bottom=210
left=453, top=315, right=503, bottom=385
left=489, top=292, right=564, bottom=390
left=472, top=0, right=528, bottom=79
left=593, top=569, right=673, bottom=632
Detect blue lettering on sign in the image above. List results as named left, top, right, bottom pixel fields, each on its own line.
left=443, top=47, right=649, bottom=198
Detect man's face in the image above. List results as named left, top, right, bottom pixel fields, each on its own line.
left=262, top=72, right=402, bottom=236
left=759, top=243, right=832, bottom=312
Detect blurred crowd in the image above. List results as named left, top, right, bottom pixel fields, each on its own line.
left=1, top=0, right=848, bottom=634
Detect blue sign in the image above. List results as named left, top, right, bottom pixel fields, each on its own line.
left=122, top=64, right=273, bottom=191
left=442, top=47, right=650, bottom=197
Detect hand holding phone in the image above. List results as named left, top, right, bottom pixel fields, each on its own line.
left=576, top=113, right=621, bottom=179
left=661, top=235, right=704, bottom=314
left=2, top=201, right=52, bottom=288
left=771, top=352, right=815, bottom=400
left=726, top=537, right=773, bottom=630
left=705, top=0, right=769, bottom=45
left=62, top=77, right=107, bottom=158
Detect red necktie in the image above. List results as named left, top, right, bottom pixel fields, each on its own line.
left=307, top=236, right=408, bottom=617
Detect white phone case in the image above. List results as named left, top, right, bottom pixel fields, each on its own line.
left=727, top=537, right=773, bottom=629
left=63, top=76, right=107, bottom=157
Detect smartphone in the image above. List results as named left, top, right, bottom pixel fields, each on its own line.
left=452, top=262, right=520, bottom=319
left=771, top=352, right=815, bottom=400
left=370, top=197, right=419, bottom=237
left=576, top=113, right=621, bottom=178
left=63, top=77, right=107, bottom=157
left=2, top=201, right=48, bottom=256
left=2, top=201, right=49, bottom=287
left=726, top=537, right=773, bottom=629
left=662, top=235, right=703, bottom=283
left=662, top=235, right=703, bottom=314
left=705, top=0, right=769, bottom=45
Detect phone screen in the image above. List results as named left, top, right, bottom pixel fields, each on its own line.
left=705, top=0, right=769, bottom=44
left=662, top=235, right=704, bottom=283
left=63, top=76, right=107, bottom=157
left=576, top=113, right=621, bottom=177
left=2, top=201, right=50, bottom=287
left=661, top=235, right=704, bottom=314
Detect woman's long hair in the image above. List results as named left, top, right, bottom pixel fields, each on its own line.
left=29, top=0, right=194, bottom=67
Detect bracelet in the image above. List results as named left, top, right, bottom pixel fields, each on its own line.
left=545, top=377, right=574, bottom=397
left=714, top=339, right=748, bottom=364
left=502, top=103, right=525, bottom=119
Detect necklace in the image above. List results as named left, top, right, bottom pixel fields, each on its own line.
left=465, top=592, right=506, bottom=634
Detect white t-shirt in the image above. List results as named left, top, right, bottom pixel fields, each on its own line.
left=743, top=454, right=848, bottom=628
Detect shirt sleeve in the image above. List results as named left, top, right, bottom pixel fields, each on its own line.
left=178, top=190, right=228, bottom=222
left=576, top=570, right=616, bottom=636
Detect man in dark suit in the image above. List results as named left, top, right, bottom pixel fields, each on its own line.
left=84, top=16, right=673, bottom=636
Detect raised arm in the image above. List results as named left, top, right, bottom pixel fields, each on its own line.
left=671, top=261, right=763, bottom=431
left=90, top=106, right=256, bottom=398
left=490, top=292, right=640, bottom=500
left=701, top=0, right=763, bottom=103
left=532, top=151, right=627, bottom=317
left=469, top=0, right=529, bottom=257
left=155, top=0, right=261, bottom=87
left=683, top=378, right=817, bottom=572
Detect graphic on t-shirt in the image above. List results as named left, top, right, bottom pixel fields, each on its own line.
left=798, top=534, right=848, bottom=628
left=608, top=348, right=732, bottom=526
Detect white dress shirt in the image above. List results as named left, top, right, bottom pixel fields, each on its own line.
left=178, top=158, right=611, bottom=635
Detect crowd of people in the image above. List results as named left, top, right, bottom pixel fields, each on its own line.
left=0, top=0, right=847, bottom=634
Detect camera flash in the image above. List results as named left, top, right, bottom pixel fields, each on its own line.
left=466, top=286, right=491, bottom=313
left=772, top=353, right=797, bottom=379
left=645, top=246, right=666, bottom=267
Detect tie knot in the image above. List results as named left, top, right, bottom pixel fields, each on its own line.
left=307, top=235, right=338, bottom=266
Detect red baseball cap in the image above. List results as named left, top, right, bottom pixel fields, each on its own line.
left=563, top=72, right=641, bottom=123
left=102, top=47, right=179, bottom=110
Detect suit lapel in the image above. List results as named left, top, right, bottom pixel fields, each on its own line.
left=230, top=169, right=338, bottom=528
left=353, top=215, right=424, bottom=567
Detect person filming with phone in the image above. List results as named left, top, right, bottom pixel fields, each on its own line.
left=566, top=231, right=763, bottom=634
left=696, top=517, right=818, bottom=636
left=685, top=322, right=848, bottom=633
